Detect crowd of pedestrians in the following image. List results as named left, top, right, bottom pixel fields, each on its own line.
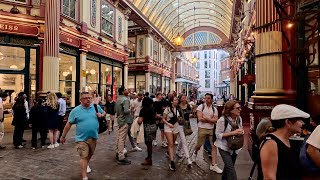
left=0, top=88, right=319, bottom=180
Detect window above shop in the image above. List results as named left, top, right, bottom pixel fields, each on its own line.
left=0, top=46, right=25, bottom=71
left=101, top=0, right=114, bottom=37
left=62, top=0, right=76, bottom=19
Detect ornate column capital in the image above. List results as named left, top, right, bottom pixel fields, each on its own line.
left=124, top=8, right=132, bottom=20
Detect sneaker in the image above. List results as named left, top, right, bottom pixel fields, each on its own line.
left=15, top=145, right=24, bottom=149
left=54, top=143, right=59, bottom=148
left=32, top=147, right=36, bottom=150
left=210, top=164, right=223, bottom=174
left=153, top=140, right=157, bottom=146
left=169, top=161, right=176, bottom=171
left=191, top=152, right=197, bottom=162
left=132, top=146, right=142, bottom=152
left=174, top=141, right=178, bottom=145
left=83, top=177, right=88, bottom=180
left=187, top=158, right=192, bottom=166
left=47, top=144, right=55, bottom=149
left=41, top=146, right=45, bottom=149
left=161, top=142, right=168, bottom=148
left=0, top=145, right=6, bottom=149
left=117, top=159, right=131, bottom=165
left=123, top=148, right=127, bottom=154
left=87, top=165, right=91, bottom=173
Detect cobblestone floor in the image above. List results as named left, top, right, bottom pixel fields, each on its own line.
left=0, top=119, right=256, bottom=180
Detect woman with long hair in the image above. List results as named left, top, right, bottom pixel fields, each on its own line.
left=162, top=96, right=181, bottom=171
left=12, top=97, right=27, bottom=149
left=176, top=94, right=192, bottom=166
left=215, top=100, right=244, bottom=180
left=46, top=93, right=60, bottom=149
left=139, top=97, right=157, bottom=166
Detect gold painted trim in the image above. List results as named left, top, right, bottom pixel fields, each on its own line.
left=251, top=95, right=288, bottom=99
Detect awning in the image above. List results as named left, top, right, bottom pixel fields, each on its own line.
left=175, top=78, right=198, bottom=84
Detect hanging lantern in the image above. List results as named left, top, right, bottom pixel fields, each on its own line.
left=173, top=33, right=184, bottom=46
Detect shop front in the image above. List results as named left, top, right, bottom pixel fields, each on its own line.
left=128, top=72, right=146, bottom=93
left=149, top=73, right=161, bottom=94
left=164, top=77, right=171, bottom=94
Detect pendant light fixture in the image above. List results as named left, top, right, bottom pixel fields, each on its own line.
left=173, top=0, right=184, bottom=46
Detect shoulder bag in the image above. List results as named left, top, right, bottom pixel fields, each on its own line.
left=94, top=104, right=108, bottom=134
left=224, top=116, right=244, bottom=150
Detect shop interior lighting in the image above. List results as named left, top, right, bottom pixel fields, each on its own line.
left=90, top=69, right=96, bottom=75
left=287, top=22, right=294, bottom=29
left=62, top=71, right=69, bottom=77
left=10, top=65, right=18, bottom=69
left=106, top=68, right=109, bottom=72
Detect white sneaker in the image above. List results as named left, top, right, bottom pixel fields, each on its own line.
left=210, top=164, right=223, bottom=174
left=47, top=144, right=54, bottom=149
left=161, top=142, right=168, bottom=148
left=83, top=177, right=88, bottom=180
left=123, top=148, right=127, bottom=154
left=87, top=165, right=91, bottom=173
left=153, top=140, right=158, bottom=146
left=176, top=151, right=184, bottom=158
left=54, top=143, right=59, bottom=148
left=132, top=146, right=142, bottom=152
left=175, top=141, right=178, bottom=145
left=191, top=152, right=197, bottom=162
left=187, top=158, right=192, bottom=165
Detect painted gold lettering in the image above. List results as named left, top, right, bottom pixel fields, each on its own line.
left=0, top=24, right=4, bottom=29
left=14, top=26, right=18, bottom=31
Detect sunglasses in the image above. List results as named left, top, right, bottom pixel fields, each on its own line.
left=235, top=107, right=241, bottom=110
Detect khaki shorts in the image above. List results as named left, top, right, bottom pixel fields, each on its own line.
left=76, top=138, right=97, bottom=159
left=196, top=128, right=213, bottom=147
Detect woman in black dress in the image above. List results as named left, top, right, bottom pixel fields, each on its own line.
left=12, top=97, right=27, bottom=149
left=139, top=97, right=157, bottom=166
left=45, top=93, right=60, bottom=149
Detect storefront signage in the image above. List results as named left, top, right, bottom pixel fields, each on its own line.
left=60, top=33, right=80, bottom=47
left=87, top=42, right=125, bottom=62
left=148, top=65, right=162, bottom=74
left=0, top=21, right=39, bottom=37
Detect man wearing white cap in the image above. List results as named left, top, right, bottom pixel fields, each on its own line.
left=259, top=104, right=310, bottom=180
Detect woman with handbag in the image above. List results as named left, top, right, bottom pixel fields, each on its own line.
left=215, top=100, right=244, bottom=180
left=176, top=95, right=192, bottom=166
left=162, top=96, right=180, bottom=171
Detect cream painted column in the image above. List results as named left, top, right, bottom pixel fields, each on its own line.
left=124, top=62, right=128, bottom=88
left=43, top=0, right=60, bottom=92
left=80, top=52, right=87, bottom=92
left=254, top=0, right=284, bottom=96
left=145, top=72, right=150, bottom=92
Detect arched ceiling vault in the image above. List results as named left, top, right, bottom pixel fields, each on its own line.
left=129, top=0, right=234, bottom=47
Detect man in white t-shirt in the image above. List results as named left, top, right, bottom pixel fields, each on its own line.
left=133, top=93, right=143, bottom=119
left=191, top=93, right=222, bottom=174
left=306, top=125, right=320, bottom=168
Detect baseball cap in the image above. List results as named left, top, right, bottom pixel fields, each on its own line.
left=271, top=104, right=310, bottom=120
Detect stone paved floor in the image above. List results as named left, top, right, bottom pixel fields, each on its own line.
left=0, top=119, right=256, bottom=180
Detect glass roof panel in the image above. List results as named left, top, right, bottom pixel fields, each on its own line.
left=130, top=0, right=234, bottom=44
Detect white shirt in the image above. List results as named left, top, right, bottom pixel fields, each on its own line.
left=215, top=116, right=243, bottom=154
left=58, top=98, right=67, bottom=116
left=133, top=99, right=142, bottom=117
left=164, top=107, right=180, bottom=121
left=196, top=103, right=218, bottom=129
left=307, top=125, right=320, bottom=149
left=0, top=98, right=3, bottom=120
left=24, top=100, right=29, bottom=119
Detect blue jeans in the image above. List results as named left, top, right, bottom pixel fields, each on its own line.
left=204, top=137, right=212, bottom=154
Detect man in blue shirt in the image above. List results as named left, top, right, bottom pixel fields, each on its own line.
left=60, top=92, right=106, bottom=180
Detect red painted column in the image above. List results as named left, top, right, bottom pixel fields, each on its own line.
left=282, top=2, right=296, bottom=96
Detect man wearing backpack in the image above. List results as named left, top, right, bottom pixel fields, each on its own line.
left=191, top=93, right=223, bottom=173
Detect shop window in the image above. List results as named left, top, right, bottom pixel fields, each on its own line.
left=101, top=0, right=114, bottom=37
left=204, top=61, right=208, bottom=68
left=62, top=0, right=76, bottom=19
left=114, top=66, right=122, bottom=95
left=59, top=53, right=76, bottom=107
left=153, top=41, right=159, bottom=61
left=205, top=70, right=210, bottom=78
left=136, top=75, right=145, bottom=93
left=100, top=63, right=112, bottom=104
left=30, top=49, right=37, bottom=102
left=204, top=51, right=207, bottom=59
left=128, top=75, right=135, bottom=92
left=86, top=60, right=99, bottom=93
left=0, top=46, right=25, bottom=71
left=205, top=79, right=210, bottom=88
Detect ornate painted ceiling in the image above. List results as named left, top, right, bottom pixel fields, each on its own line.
left=128, top=0, right=234, bottom=47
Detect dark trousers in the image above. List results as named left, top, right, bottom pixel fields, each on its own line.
left=204, top=137, right=212, bottom=153
left=219, top=148, right=238, bottom=180
left=13, top=124, right=24, bottom=146
left=31, top=126, right=47, bottom=147
left=57, top=115, right=64, bottom=143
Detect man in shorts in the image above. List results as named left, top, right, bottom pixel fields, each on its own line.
left=191, top=93, right=223, bottom=173
left=60, top=92, right=106, bottom=180
left=153, top=92, right=167, bottom=147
